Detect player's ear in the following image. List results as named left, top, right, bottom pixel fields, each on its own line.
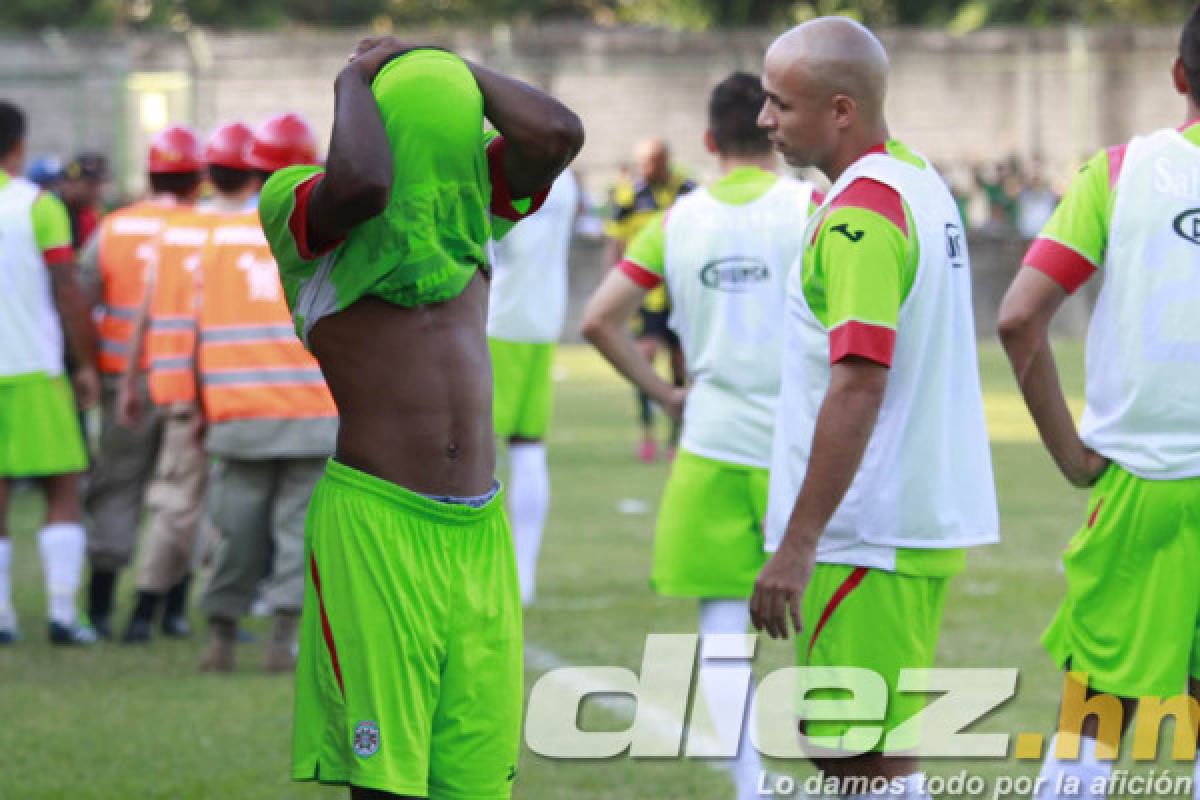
left=703, top=129, right=718, bottom=156
left=1173, top=56, right=1190, bottom=97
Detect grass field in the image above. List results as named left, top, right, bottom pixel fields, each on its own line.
left=0, top=341, right=1192, bottom=799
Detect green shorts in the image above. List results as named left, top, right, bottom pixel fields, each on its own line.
left=651, top=450, right=769, bottom=598
left=1042, top=463, right=1200, bottom=698
left=798, top=564, right=951, bottom=752
left=0, top=372, right=88, bottom=478
left=489, top=338, right=555, bottom=439
left=292, top=459, right=523, bottom=799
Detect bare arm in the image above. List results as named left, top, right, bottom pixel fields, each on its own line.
left=304, top=40, right=401, bottom=254
left=997, top=265, right=1108, bottom=487
left=466, top=62, right=584, bottom=200
left=116, top=291, right=152, bottom=427
left=48, top=260, right=99, bottom=409
left=580, top=268, right=683, bottom=417
left=750, top=357, right=888, bottom=639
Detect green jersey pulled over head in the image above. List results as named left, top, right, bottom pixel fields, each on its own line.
left=261, top=48, right=529, bottom=345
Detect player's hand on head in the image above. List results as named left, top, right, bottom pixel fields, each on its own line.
left=750, top=545, right=814, bottom=640
left=345, top=36, right=431, bottom=83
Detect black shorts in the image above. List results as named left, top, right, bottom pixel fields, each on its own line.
left=635, top=308, right=680, bottom=349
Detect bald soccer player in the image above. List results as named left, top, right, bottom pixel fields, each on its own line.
left=257, top=38, right=582, bottom=799
left=751, top=19, right=998, bottom=798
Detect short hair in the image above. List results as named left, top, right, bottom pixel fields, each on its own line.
left=208, top=165, right=255, bottom=194
left=0, top=101, right=26, bottom=161
left=708, top=72, right=771, bottom=157
left=148, top=171, right=203, bottom=198
left=1181, top=3, right=1200, bottom=105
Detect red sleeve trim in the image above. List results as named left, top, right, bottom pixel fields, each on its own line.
left=829, top=320, right=896, bottom=367
left=1105, top=144, right=1127, bottom=191
left=487, top=136, right=551, bottom=223
left=811, top=190, right=826, bottom=207
left=1024, top=237, right=1096, bottom=294
left=617, top=259, right=662, bottom=289
left=289, top=174, right=342, bottom=260
left=42, top=245, right=74, bottom=266
left=831, top=178, right=907, bottom=236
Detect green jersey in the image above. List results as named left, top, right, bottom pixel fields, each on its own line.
left=259, top=49, right=548, bottom=344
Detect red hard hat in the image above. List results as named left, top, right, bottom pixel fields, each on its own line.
left=146, top=125, right=203, bottom=174
left=244, top=113, right=318, bottom=172
left=204, top=121, right=255, bottom=170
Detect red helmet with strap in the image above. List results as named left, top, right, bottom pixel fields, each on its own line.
left=147, top=125, right=203, bottom=174
left=244, top=113, right=318, bottom=172
left=204, top=121, right=255, bottom=170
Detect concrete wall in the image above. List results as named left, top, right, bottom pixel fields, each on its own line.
left=2, top=23, right=1129, bottom=337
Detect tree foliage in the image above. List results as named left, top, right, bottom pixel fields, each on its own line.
left=0, top=0, right=1188, bottom=32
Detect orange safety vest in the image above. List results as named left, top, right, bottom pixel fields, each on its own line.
left=96, top=200, right=184, bottom=375
left=196, top=212, right=336, bottom=424
left=146, top=213, right=211, bottom=406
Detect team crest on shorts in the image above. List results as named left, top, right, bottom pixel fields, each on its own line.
left=353, top=721, right=380, bottom=758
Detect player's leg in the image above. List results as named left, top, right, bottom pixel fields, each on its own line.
left=293, top=461, right=446, bottom=797
left=800, top=564, right=952, bottom=799
left=697, top=597, right=762, bottom=800
left=1034, top=466, right=1198, bottom=800
left=199, top=457, right=273, bottom=671
left=490, top=338, right=553, bottom=605
left=432, top=487, right=522, bottom=800
left=41, top=470, right=95, bottom=643
left=0, top=477, right=13, bottom=640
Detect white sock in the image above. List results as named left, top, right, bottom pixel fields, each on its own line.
left=38, top=523, right=85, bottom=626
left=846, top=773, right=929, bottom=800
left=508, top=442, right=549, bottom=606
left=695, top=598, right=761, bottom=800
left=1033, top=734, right=1113, bottom=799
left=0, top=538, right=13, bottom=630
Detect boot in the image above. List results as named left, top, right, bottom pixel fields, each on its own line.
left=87, top=569, right=116, bottom=639
left=199, top=616, right=236, bottom=672
left=161, top=574, right=192, bottom=637
left=264, top=610, right=301, bottom=673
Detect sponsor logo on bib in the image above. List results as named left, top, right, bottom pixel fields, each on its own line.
left=699, top=257, right=769, bottom=292
left=1171, top=208, right=1200, bottom=245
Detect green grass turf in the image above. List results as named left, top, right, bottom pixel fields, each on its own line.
left=0, top=341, right=1192, bottom=799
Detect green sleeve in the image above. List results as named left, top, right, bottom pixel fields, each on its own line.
left=807, top=205, right=912, bottom=332
left=1033, top=149, right=1111, bottom=268
left=31, top=191, right=72, bottom=255
left=258, top=164, right=327, bottom=310
left=623, top=212, right=667, bottom=277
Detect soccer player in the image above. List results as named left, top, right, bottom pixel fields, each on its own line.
left=997, top=8, right=1200, bottom=799
left=751, top=19, right=998, bottom=799
left=487, top=168, right=581, bottom=606
left=0, top=100, right=100, bottom=644
left=582, top=72, right=820, bottom=800
left=606, top=137, right=695, bottom=462
left=79, top=125, right=204, bottom=638
left=257, top=38, right=581, bottom=798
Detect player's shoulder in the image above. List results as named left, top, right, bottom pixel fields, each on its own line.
left=828, top=177, right=908, bottom=237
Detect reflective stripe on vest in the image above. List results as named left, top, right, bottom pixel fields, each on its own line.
left=197, top=212, right=336, bottom=424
